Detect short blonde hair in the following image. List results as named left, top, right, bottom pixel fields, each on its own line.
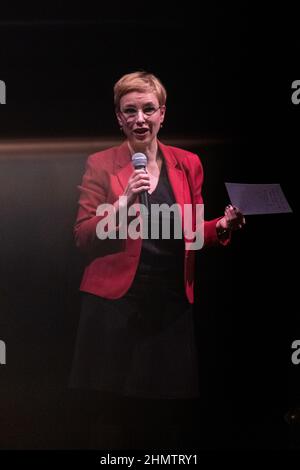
left=114, top=71, right=167, bottom=110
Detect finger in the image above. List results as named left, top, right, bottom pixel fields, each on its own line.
left=131, top=176, right=150, bottom=186
left=225, top=205, right=237, bottom=216
left=228, top=208, right=244, bottom=225
left=225, top=207, right=235, bottom=219
left=134, top=170, right=150, bottom=179
left=134, top=179, right=151, bottom=189
left=132, top=185, right=151, bottom=193
left=133, top=179, right=151, bottom=189
left=225, top=215, right=234, bottom=229
left=131, top=171, right=149, bottom=180
left=233, top=206, right=245, bottom=220
left=225, top=207, right=231, bottom=218
left=131, top=170, right=148, bottom=182
left=230, top=206, right=241, bottom=216
left=136, top=174, right=150, bottom=182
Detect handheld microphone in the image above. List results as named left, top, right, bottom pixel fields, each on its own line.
left=131, top=152, right=149, bottom=211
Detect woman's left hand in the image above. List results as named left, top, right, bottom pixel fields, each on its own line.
left=217, top=205, right=246, bottom=232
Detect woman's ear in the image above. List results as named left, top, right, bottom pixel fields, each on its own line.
left=116, top=111, right=123, bottom=128
left=160, top=105, right=166, bottom=125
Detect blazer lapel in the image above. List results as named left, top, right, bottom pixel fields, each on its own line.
left=158, top=141, right=185, bottom=209
left=159, top=141, right=196, bottom=244
left=115, top=141, right=133, bottom=192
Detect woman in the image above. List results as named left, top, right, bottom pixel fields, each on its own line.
left=70, top=71, right=245, bottom=449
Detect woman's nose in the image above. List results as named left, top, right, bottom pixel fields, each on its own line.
left=136, top=109, right=146, bottom=122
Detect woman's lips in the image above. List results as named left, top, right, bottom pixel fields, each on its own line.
left=133, top=128, right=149, bottom=133
left=133, top=129, right=149, bottom=138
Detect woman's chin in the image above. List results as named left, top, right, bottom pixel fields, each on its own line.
left=130, top=134, right=154, bottom=149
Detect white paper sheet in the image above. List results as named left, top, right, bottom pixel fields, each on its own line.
left=225, top=183, right=292, bottom=215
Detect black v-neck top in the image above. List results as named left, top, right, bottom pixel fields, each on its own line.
left=135, top=159, right=185, bottom=286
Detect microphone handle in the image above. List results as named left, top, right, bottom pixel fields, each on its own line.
left=139, top=190, right=149, bottom=211
left=136, top=164, right=149, bottom=211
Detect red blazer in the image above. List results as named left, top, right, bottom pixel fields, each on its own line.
left=74, top=140, right=225, bottom=304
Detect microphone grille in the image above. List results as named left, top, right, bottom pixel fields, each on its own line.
left=132, top=152, right=147, bottom=168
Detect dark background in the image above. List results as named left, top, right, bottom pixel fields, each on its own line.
left=0, top=2, right=245, bottom=138
left=0, top=2, right=298, bottom=450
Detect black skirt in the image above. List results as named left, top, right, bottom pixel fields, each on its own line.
left=69, top=269, right=200, bottom=400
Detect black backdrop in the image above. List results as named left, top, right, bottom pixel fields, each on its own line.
left=0, top=2, right=298, bottom=451
left=0, top=3, right=243, bottom=137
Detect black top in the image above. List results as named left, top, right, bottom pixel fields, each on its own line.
left=135, top=159, right=185, bottom=288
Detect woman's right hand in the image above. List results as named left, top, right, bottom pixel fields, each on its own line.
left=123, top=169, right=151, bottom=206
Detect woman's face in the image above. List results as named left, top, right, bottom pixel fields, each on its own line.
left=116, top=91, right=166, bottom=149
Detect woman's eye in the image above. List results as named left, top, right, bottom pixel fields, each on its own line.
left=144, top=107, right=155, bottom=114
left=124, top=108, right=137, bottom=115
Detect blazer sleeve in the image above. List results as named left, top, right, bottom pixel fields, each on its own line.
left=73, top=154, right=126, bottom=256
left=187, top=152, right=230, bottom=247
